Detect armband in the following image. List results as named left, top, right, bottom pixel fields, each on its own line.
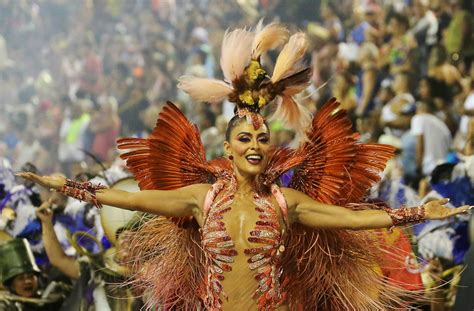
left=385, top=205, right=426, bottom=227
left=60, top=179, right=106, bottom=209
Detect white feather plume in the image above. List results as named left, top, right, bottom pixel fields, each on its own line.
left=178, top=76, right=233, bottom=103
left=271, top=32, right=308, bottom=83
left=220, top=28, right=254, bottom=82
left=251, top=21, right=289, bottom=59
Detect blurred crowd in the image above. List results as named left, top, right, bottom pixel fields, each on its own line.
left=0, top=0, right=474, bottom=310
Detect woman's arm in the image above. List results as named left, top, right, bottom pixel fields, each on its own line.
left=283, top=188, right=471, bottom=230
left=96, top=184, right=209, bottom=218
left=16, top=172, right=209, bottom=219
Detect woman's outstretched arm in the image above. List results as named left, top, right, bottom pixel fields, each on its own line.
left=282, top=188, right=472, bottom=230
left=16, top=172, right=209, bottom=218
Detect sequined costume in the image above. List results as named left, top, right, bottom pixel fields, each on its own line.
left=200, top=177, right=289, bottom=309
left=116, top=23, right=418, bottom=310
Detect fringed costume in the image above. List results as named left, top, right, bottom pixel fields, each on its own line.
left=115, top=23, right=424, bottom=310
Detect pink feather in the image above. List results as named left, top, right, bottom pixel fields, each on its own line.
left=270, top=95, right=312, bottom=138
left=271, top=32, right=308, bottom=83
left=178, top=76, right=233, bottom=103
left=251, top=21, right=289, bottom=59
left=220, top=28, right=254, bottom=82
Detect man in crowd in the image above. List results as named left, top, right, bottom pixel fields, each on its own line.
left=0, top=239, right=67, bottom=310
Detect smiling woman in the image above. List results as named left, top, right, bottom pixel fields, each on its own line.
left=16, top=23, right=473, bottom=310
left=224, top=117, right=270, bottom=177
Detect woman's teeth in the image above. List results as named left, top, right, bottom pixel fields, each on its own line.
left=246, top=155, right=262, bottom=164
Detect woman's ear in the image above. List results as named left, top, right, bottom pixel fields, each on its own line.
left=223, top=141, right=231, bottom=157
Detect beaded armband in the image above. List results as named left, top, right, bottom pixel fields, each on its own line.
left=60, top=179, right=107, bottom=209
left=385, top=205, right=426, bottom=227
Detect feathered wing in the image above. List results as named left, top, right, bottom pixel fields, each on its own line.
left=289, top=97, right=395, bottom=205
left=117, top=101, right=230, bottom=309
left=263, top=99, right=417, bottom=309
left=117, top=101, right=226, bottom=192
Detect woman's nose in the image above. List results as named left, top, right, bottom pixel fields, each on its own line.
left=250, top=139, right=259, bottom=150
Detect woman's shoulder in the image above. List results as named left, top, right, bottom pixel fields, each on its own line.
left=185, top=183, right=213, bottom=194
left=279, top=187, right=308, bottom=208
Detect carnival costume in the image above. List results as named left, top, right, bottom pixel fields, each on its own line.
left=65, top=23, right=426, bottom=310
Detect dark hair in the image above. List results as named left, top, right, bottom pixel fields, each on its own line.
left=418, top=76, right=437, bottom=97
left=389, top=12, right=409, bottom=30
left=225, top=115, right=269, bottom=141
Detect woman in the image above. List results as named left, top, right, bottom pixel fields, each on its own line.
left=18, top=24, right=472, bottom=310
left=17, top=106, right=471, bottom=310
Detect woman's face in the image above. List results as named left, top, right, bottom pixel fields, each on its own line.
left=224, top=120, right=271, bottom=177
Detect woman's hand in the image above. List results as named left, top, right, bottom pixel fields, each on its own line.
left=16, top=172, right=65, bottom=191
left=424, top=198, right=472, bottom=220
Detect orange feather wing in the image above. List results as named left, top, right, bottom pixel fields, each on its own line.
left=278, top=98, right=409, bottom=309
left=117, top=101, right=229, bottom=191
left=290, top=97, right=395, bottom=205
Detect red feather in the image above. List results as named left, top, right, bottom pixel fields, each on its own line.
left=262, top=98, right=408, bottom=309
left=290, top=97, right=395, bottom=205
left=117, top=101, right=231, bottom=226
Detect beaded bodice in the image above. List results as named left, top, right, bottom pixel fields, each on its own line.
left=200, top=177, right=289, bottom=310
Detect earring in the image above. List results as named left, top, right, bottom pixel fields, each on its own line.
left=228, top=155, right=234, bottom=160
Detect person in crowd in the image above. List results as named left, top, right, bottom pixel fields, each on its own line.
left=355, top=42, right=382, bottom=117
left=57, top=98, right=91, bottom=177
left=427, top=45, right=462, bottom=103
left=442, top=0, right=474, bottom=71
left=380, top=73, right=415, bottom=137
left=411, top=100, right=452, bottom=178
left=118, top=83, right=149, bottom=137
left=382, top=12, right=418, bottom=75
left=36, top=199, right=139, bottom=310
left=90, top=96, right=120, bottom=163
left=321, top=3, right=345, bottom=42
left=410, top=0, right=439, bottom=75
left=0, top=239, right=67, bottom=310
left=332, top=72, right=357, bottom=114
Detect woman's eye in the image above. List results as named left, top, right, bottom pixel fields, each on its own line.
left=259, top=137, right=269, bottom=143
left=238, top=137, right=251, bottom=142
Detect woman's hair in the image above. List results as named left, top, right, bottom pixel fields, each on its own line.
left=225, top=115, right=269, bottom=141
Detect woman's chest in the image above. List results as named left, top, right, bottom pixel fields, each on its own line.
left=223, top=198, right=261, bottom=246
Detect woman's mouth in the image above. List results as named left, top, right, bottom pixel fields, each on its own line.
left=245, top=154, right=263, bottom=165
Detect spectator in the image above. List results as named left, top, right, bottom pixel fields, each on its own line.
left=411, top=99, right=452, bottom=177
left=382, top=12, right=418, bottom=75
left=90, top=96, right=120, bottom=163
left=321, top=3, right=345, bottom=42
left=355, top=42, right=381, bottom=117
left=427, top=45, right=462, bottom=103
left=118, top=83, right=149, bottom=137
left=0, top=239, right=67, bottom=310
left=333, top=72, right=357, bottom=114
left=442, top=0, right=474, bottom=71
left=58, top=99, right=91, bottom=176
left=380, top=73, right=415, bottom=137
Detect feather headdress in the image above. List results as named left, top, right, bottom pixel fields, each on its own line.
left=177, top=22, right=312, bottom=134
